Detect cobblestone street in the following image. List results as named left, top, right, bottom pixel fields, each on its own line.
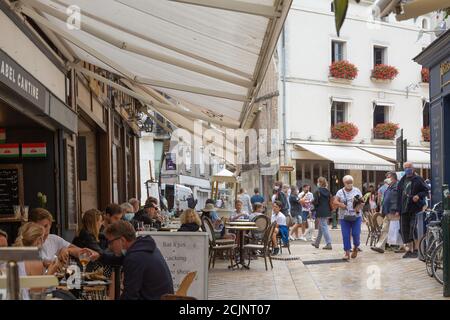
left=208, top=227, right=448, bottom=300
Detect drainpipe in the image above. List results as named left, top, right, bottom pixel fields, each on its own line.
left=281, top=26, right=288, bottom=167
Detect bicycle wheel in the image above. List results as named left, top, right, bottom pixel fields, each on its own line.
left=431, top=242, right=443, bottom=285
left=426, top=239, right=438, bottom=277
left=418, top=234, right=427, bottom=262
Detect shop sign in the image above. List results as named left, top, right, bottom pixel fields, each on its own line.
left=165, top=153, right=177, bottom=171
left=0, top=144, right=19, bottom=158
left=22, top=143, right=47, bottom=158
left=279, top=165, right=294, bottom=172
left=0, top=50, right=47, bottom=111
left=441, top=61, right=450, bottom=88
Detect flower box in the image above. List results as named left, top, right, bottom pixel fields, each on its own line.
left=329, top=61, right=358, bottom=81
left=373, top=122, right=399, bottom=140
left=370, top=77, right=391, bottom=84
left=331, top=122, right=359, bottom=141
left=328, top=77, right=353, bottom=84
left=371, top=64, right=399, bottom=81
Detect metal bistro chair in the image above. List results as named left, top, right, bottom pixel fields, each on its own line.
left=203, top=217, right=237, bottom=269
left=201, top=216, right=235, bottom=246
left=243, top=222, right=276, bottom=271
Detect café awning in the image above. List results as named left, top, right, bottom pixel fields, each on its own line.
left=16, top=0, right=292, bottom=131
left=359, top=146, right=431, bottom=169
left=296, top=144, right=395, bottom=171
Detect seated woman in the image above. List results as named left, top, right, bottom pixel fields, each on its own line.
left=72, top=209, right=105, bottom=258
left=13, top=222, right=62, bottom=300
left=178, top=209, right=202, bottom=232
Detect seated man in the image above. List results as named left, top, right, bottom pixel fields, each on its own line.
left=102, top=221, right=174, bottom=300
left=100, top=204, right=124, bottom=249
left=230, top=200, right=250, bottom=221
left=271, top=201, right=289, bottom=255
left=132, top=201, right=162, bottom=231
left=29, top=208, right=84, bottom=264
left=128, top=198, right=140, bottom=213
left=249, top=203, right=265, bottom=220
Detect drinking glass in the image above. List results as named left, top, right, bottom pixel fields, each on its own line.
left=143, top=224, right=151, bottom=232
left=13, top=206, right=21, bottom=219
left=137, top=221, right=144, bottom=231
left=79, top=253, right=90, bottom=280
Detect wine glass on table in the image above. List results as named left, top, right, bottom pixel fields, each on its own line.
left=79, top=252, right=90, bottom=281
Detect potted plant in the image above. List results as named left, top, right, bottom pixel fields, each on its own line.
left=37, top=192, right=47, bottom=208
left=371, top=64, right=399, bottom=82
left=422, top=126, right=430, bottom=142
left=421, top=67, right=429, bottom=83
left=331, top=122, right=359, bottom=141
left=329, top=60, right=358, bottom=82
left=373, top=122, right=399, bottom=140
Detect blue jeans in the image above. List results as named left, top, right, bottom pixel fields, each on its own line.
left=278, top=225, right=289, bottom=245
left=340, top=217, right=362, bottom=252
left=315, top=217, right=332, bottom=246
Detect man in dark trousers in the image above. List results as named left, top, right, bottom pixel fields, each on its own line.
left=103, top=221, right=174, bottom=300
left=396, top=162, right=429, bottom=258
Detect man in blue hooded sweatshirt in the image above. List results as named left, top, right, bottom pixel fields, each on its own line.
left=104, top=221, right=174, bottom=300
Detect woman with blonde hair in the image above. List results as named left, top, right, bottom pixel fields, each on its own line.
left=14, top=222, right=62, bottom=299
left=312, top=177, right=333, bottom=250
left=178, top=209, right=202, bottom=232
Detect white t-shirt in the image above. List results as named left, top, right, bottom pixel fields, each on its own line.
left=40, top=234, right=71, bottom=261
left=335, top=187, right=363, bottom=219
left=299, top=191, right=314, bottom=212
left=271, top=212, right=287, bottom=226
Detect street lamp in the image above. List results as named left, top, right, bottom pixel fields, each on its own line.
left=141, top=117, right=154, bottom=133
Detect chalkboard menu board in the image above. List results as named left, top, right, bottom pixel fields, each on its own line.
left=0, top=164, right=24, bottom=216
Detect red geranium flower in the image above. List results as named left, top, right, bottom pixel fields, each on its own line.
left=371, top=64, right=399, bottom=80
left=331, top=122, right=359, bottom=141
left=373, top=123, right=399, bottom=140
left=329, top=61, right=358, bottom=80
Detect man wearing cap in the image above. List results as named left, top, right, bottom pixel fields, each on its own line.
left=132, top=197, right=163, bottom=231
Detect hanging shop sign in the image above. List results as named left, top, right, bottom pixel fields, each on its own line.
left=22, top=143, right=47, bottom=158
left=440, top=61, right=450, bottom=88
left=0, top=50, right=47, bottom=112
left=0, top=129, right=5, bottom=143
left=0, top=144, right=19, bottom=158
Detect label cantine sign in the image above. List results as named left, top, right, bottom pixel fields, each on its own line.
left=0, top=49, right=46, bottom=110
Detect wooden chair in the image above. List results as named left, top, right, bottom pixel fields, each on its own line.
left=176, top=271, right=197, bottom=296
left=203, top=217, right=237, bottom=269
left=201, top=216, right=234, bottom=245
left=243, top=222, right=276, bottom=270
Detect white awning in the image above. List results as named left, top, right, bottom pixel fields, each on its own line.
left=296, top=144, right=395, bottom=171
left=179, top=175, right=211, bottom=189
left=359, top=147, right=431, bottom=169
left=17, top=0, right=292, bottom=130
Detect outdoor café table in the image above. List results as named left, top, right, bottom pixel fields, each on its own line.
left=58, top=279, right=111, bottom=300
left=225, top=224, right=258, bottom=269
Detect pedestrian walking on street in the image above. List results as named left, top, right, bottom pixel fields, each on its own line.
left=273, top=181, right=290, bottom=216
left=271, top=201, right=288, bottom=255
left=289, top=186, right=302, bottom=240
left=238, top=188, right=252, bottom=215
left=371, top=172, right=400, bottom=253
left=397, top=162, right=429, bottom=259
left=251, top=188, right=265, bottom=206
left=334, top=175, right=363, bottom=260
left=312, top=177, right=332, bottom=250
left=299, top=184, right=314, bottom=241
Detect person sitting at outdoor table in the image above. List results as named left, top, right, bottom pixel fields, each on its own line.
left=271, top=201, right=289, bottom=255
left=201, top=202, right=236, bottom=241
left=178, top=209, right=202, bottom=232
left=230, top=200, right=250, bottom=221
left=100, top=204, right=124, bottom=249
left=128, top=198, right=140, bottom=213
left=93, top=220, right=174, bottom=300
left=72, top=209, right=106, bottom=258
left=13, top=222, right=63, bottom=300
left=29, top=208, right=85, bottom=265
left=249, top=202, right=264, bottom=220
left=121, top=202, right=135, bottom=222
left=132, top=201, right=163, bottom=231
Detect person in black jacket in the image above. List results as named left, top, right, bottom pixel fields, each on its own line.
left=178, top=209, right=201, bottom=232
left=102, top=221, right=174, bottom=300
left=72, top=209, right=104, bottom=254
left=311, top=177, right=332, bottom=250
left=372, top=172, right=400, bottom=254
left=396, top=162, right=430, bottom=258
left=132, top=201, right=162, bottom=231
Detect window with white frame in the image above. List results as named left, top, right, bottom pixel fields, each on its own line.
left=373, top=46, right=387, bottom=66
left=373, top=105, right=389, bottom=127
left=331, top=101, right=347, bottom=126
left=331, top=40, right=346, bottom=62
